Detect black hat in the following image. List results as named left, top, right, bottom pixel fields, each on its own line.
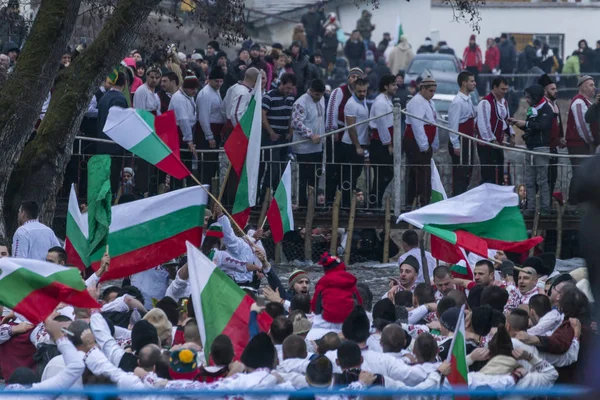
left=207, top=41, right=220, bottom=51
left=250, top=43, right=261, bottom=51
left=241, top=332, right=276, bottom=369
left=209, top=66, right=225, bottom=80
left=313, top=49, right=323, bottom=57
left=538, top=73, right=554, bottom=88
left=440, top=307, right=460, bottom=332
left=272, top=43, right=283, bottom=50
left=342, top=306, right=370, bottom=343
left=131, top=320, right=159, bottom=353
left=401, top=255, right=420, bottom=274
left=523, top=253, right=555, bottom=277
left=524, top=84, right=545, bottom=105
left=215, top=51, right=228, bottom=61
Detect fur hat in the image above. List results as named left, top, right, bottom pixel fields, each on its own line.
left=182, top=75, right=200, bottom=89
left=131, top=320, right=159, bottom=353
left=288, top=269, right=309, bottom=288
left=169, top=348, right=199, bottom=380
left=538, top=73, right=554, bottom=88
left=342, top=306, right=370, bottom=343
left=241, top=332, right=276, bottom=370
left=143, top=308, right=173, bottom=346
left=208, top=66, right=225, bottom=80
left=400, top=255, right=420, bottom=274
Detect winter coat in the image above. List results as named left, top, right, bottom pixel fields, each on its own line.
left=375, top=57, right=391, bottom=78
left=310, top=264, right=363, bottom=323
left=518, top=44, right=537, bottom=73
left=522, top=100, right=553, bottom=149
left=328, top=57, right=349, bottom=88
left=498, top=40, right=516, bottom=74
left=485, top=45, right=500, bottom=72
left=0, top=7, right=26, bottom=48
left=462, top=45, right=483, bottom=71
left=437, top=45, right=455, bottom=56
left=307, top=62, right=322, bottom=84
left=301, top=11, right=322, bottom=37
left=231, top=57, right=249, bottom=81
left=377, top=38, right=390, bottom=57
left=356, top=14, right=375, bottom=41
left=578, top=47, right=595, bottom=73
left=417, top=44, right=433, bottom=54
left=291, top=51, right=310, bottom=94
left=344, top=40, right=365, bottom=68
left=292, top=25, right=308, bottom=50
left=321, top=33, right=339, bottom=66
left=388, top=37, right=414, bottom=75
left=562, top=54, right=580, bottom=75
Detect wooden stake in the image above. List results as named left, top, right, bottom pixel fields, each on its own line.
left=555, top=198, right=564, bottom=259
left=383, top=196, right=391, bottom=263
left=258, top=188, right=271, bottom=231
left=530, top=192, right=541, bottom=257
left=344, top=190, right=357, bottom=265
left=304, top=186, right=316, bottom=262
left=213, top=164, right=232, bottom=214
left=329, top=190, right=342, bottom=254
left=105, top=244, right=109, bottom=255
left=275, top=242, right=282, bottom=264
left=419, top=230, right=431, bottom=285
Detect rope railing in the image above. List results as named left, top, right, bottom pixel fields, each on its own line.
left=0, top=384, right=590, bottom=398
left=398, top=107, right=595, bottom=159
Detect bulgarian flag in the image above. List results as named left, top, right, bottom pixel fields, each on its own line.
left=431, top=158, right=447, bottom=203
left=103, top=108, right=191, bottom=180
left=446, top=305, right=468, bottom=392
left=395, top=15, right=404, bottom=44
left=186, top=242, right=272, bottom=361
left=398, top=184, right=542, bottom=263
left=66, top=186, right=208, bottom=280
left=66, top=185, right=89, bottom=271
left=0, top=257, right=99, bottom=324
left=223, top=74, right=262, bottom=228
left=266, top=161, right=294, bottom=243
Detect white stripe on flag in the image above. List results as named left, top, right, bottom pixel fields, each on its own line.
left=186, top=241, right=217, bottom=348
left=282, top=161, right=294, bottom=231
left=68, top=185, right=88, bottom=239
left=245, top=74, right=263, bottom=208
left=0, top=257, right=77, bottom=279
left=431, top=158, right=447, bottom=200
left=103, top=107, right=153, bottom=150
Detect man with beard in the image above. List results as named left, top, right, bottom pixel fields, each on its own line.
left=263, top=270, right=311, bottom=312
left=448, top=70, right=477, bottom=196
left=538, top=74, right=564, bottom=202
left=133, top=66, right=162, bottom=115
left=159, top=72, right=179, bottom=113
left=325, top=68, right=363, bottom=203
left=404, top=77, right=439, bottom=207
left=342, top=78, right=370, bottom=207
left=196, top=67, right=225, bottom=185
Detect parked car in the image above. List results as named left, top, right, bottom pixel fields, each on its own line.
left=426, top=71, right=479, bottom=120
left=404, top=53, right=461, bottom=85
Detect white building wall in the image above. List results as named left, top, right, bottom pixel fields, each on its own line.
left=430, top=4, right=600, bottom=59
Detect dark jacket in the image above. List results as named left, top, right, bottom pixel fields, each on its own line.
left=307, top=61, right=322, bottom=83
left=498, top=40, right=516, bottom=73
left=417, top=44, right=434, bottom=54
left=356, top=14, right=375, bottom=41
left=344, top=40, right=365, bottom=68
left=518, top=44, right=537, bottom=73
left=522, top=85, right=553, bottom=149
left=231, top=57, right=249, bottom=82
left=321, top=33, right=339, bottom=66
left=291, top=50, right=310, bottom=95
left=301, top=11, right=322, bottom=37
left=0, top=7, right=26, bottom=48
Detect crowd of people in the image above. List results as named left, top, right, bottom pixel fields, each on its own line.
left=0, top=196, right=593, bottom=395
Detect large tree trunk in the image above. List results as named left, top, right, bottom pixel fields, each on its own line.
left=0, top=0, right=81, bottom=236
left=5, top=0, right=162, bottom=234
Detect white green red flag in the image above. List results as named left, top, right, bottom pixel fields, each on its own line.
left=395, top=15, right=404, bottom=44
left=266, top=161, right=294, bottom=243
left=66, top=185, right=89, bottom=271
left=186, top=242, right=272, bottom=361
left=66, top=186, right=208, bottom=280
left=446, top=305, right=468, bottom=389
left=430, top=158, right=447, bottom=203
left=0, top=257, right=99, bottom=324
left=223, top=75, right=262, bottom=228
left=103, top=108, right=191, bottom=179
left=398, top=184, right=542, bottom=263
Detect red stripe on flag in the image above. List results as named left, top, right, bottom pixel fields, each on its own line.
left=224, top=124, right=250, bottom=177
left=221, top=295, right=273, bottom=361
left=483, top=236, right=543, bottom=253
left=266, top=198, right=284, bottom=243
left=95, top=227, right=202, bottom=281
left=455, top=230, right=488, bottom=258
left=430, top=236, right=473, bottom=279
left=155, top=111, right=180, bottom=158
left=13, top=282, right=100, bottom=325
left=156, top=153, right=191, bottom=180
left=65, top=238, right=87, bottom=272
left=231, top=208, right=251, bottom=231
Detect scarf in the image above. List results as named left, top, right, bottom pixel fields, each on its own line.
left=479, top=355, right=520, bottom=375
left=526, top=98, right=546, bottom=118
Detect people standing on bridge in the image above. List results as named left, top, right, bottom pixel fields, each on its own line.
left=566, top=75, right=598, bottom=213
left=538, top=74, right=564, bottom=202
left=447, top=70, right=477, bottom=196
left=369, top=74, right=396, bottom=207
left=508, top=84, right=553, bottom=217
left=475, top=76, right=514, bottom=185
left=404, top=77, right=439, bottom=208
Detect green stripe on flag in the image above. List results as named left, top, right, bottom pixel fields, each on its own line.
left=200, top=268, right=246, bottom=354
left=452, top=329, right=469, bottom=381
left=428, top=206, right=527, bottom=242
left=431, top=190, right=445, bottom=204
left=66, top=212, right=89, bottom=265
left=129, top=134, right=172, bottom=165
left=424, top=225, right=457, bottom=244
left=89, top=205, right=205, bottom=261
left=233, top=166, right=250, bottom=214
left=0, top=268, right=86, bottom=306
left=274, top=184, right=291, bottom=234
left=240, top=98, right=257, bottom=138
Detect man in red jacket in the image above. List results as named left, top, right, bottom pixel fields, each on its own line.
left=311, top=253, right=362, bottom=326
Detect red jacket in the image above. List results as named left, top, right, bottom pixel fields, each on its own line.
left=0, top=323, right=36, bottom=379
left=462, top=46, right=483, bottom=71
left=485, top=46, right=500, bottom=71
left=311, top=264, right=363, bottom=323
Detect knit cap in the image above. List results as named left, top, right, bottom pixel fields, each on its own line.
left=288, top=269, right=309, bottom=288
left=169, top=348, right=199, bottom=380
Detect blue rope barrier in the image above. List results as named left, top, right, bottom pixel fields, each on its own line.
left=0, top=384, right=590, bottom=397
